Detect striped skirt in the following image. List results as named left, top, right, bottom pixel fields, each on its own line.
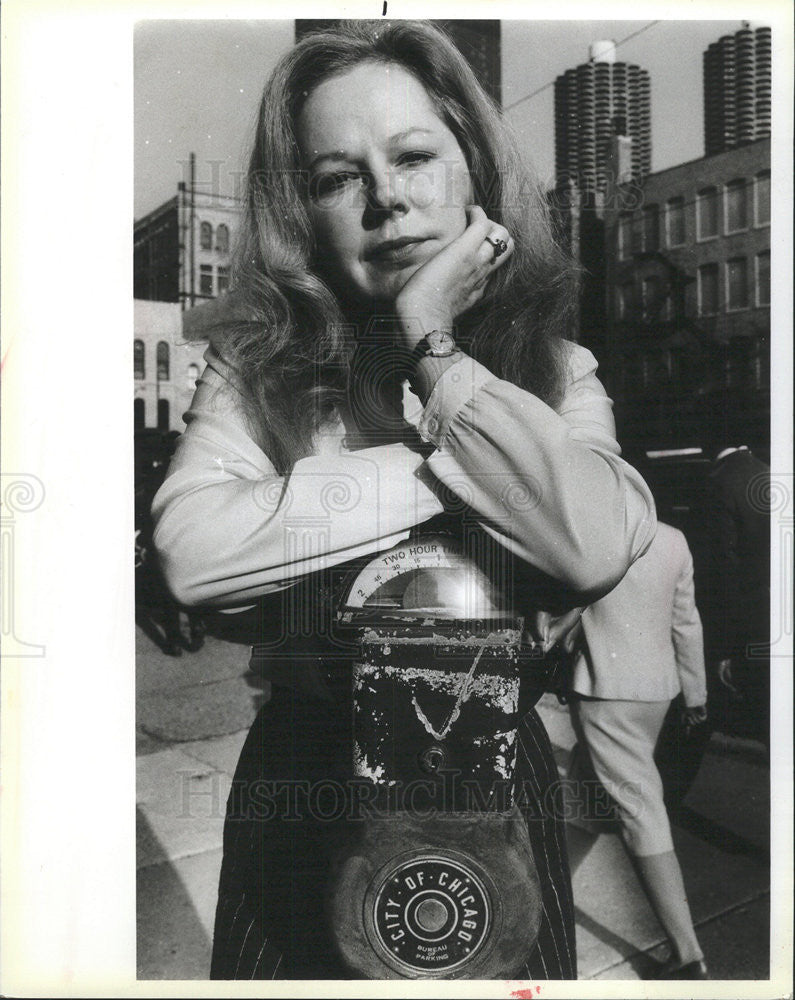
left=209, top=685, right=577, bottom=980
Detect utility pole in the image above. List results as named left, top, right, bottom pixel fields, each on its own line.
left=189, top=152, right=196, bottom=310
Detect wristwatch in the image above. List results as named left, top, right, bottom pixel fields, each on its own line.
left=410, top=330, right=458, bottom=364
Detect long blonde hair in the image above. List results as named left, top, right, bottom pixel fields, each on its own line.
left=216, top=20, right=578, bottom=473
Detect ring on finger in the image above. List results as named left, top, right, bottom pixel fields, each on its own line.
left=485, top=236, right=509, bottom=261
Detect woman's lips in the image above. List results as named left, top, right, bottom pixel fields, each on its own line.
left=365, top=237, right=430, bottom=267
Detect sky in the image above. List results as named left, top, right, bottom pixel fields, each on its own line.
left=134, top=17, right=747, bottom=219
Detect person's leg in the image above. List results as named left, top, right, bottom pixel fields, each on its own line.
left=576, top=699, right=705, bottom=970
left=632, top=851, right=703, bottom=965
left=185, top=611, right=206, bottom=652
left=564, top=700, right=621, bottom=874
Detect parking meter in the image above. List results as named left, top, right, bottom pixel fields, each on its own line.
left=323, top=531, right=557, bottom=979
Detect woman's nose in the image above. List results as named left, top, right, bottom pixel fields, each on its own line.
left=366, top=169, right=409, bottom=215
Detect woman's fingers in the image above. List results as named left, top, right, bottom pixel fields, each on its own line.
left=464, top=206, right=513, bottom=268
left=475, top=229, right=514, bottom=268
left=395, top=205, right=513, bottom=335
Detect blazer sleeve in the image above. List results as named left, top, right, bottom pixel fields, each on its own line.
left=151, top=352, right=444, bottom=607
left=671, top=537, right=708, bottom=707
left=417, top=345, right=657, bottom=597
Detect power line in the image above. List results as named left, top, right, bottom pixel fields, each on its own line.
left=503, top=20, right=662, bottom=114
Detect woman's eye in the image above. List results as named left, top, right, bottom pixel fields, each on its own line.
left=398, top=151, right=434, bottom=167
left=310, top=172, right=362, bottom=200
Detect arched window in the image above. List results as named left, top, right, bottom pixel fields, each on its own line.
left=156, top=341, right=170, bottom=381
left=134, top=339, right=145, bottom=380
left=134, top=398, right=145, bottom=430
left=216, top=224, right=230, bottom=253
left=157, top=399, right=170, bottom=431
left=186, top=363, right=199, bottom=389
left=200, top=221, right=213, bottom=250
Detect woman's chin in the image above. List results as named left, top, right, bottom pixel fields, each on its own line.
left=368, top=264, right=423, bottom=304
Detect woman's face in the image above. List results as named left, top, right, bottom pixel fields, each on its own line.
left=296, top=61, right=474, bottom=306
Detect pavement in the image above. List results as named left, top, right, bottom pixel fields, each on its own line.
left=136, top=618, right=773, bottom=986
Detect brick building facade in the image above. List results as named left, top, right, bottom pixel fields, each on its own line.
left=604, top=137, right=770, bottom=458
left=134, top=180, right=241, bottom=310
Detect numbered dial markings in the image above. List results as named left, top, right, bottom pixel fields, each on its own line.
left=342, top=534, right=505, bottom=617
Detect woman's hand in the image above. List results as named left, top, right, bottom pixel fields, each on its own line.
left=394, top=205, right=514, bottom=348
left=680, top=703, right=708, bottom=736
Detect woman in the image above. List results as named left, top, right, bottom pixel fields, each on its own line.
left=566, top=522, right=709, bottom=979
left=152, top=20, right=656, bottom=980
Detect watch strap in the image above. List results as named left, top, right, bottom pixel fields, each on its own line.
left=410, top=330, right=457, bottom=366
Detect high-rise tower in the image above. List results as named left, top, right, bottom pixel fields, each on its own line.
left=554, top=41, right=651, bottom=193
left=703, top=23, right=771, bottom=156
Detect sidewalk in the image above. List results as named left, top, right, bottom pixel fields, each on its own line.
left=136, top=625, right=770, bottom=983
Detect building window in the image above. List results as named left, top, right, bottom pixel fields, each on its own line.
left=134, top=398, right=145, bottom=430
left=697, top=263, right=719, bottom=316
left=726, top=258, right=749, bottom=311
left=641, top=276, right=660, bottom=322
left=200, top=221, right=213, bottom=250
left=697, top=187, right=719, bottom=240
left=186, top=362, right=200, bottom=389
left=156, top=341, right=170, bottom=381
left=666, top=197, right=685, bottom=247
left=134, top=339, right=145, bottom=380
left=755, top=171, right=770, bottom=226
left=724, top=179, right=748, bottom=233
left=618, top=213, right=632, bottom=260
left=217, top=265, right=230, bottom=295
left=199, top=264, right=213, bottom=297
left=642, top=205, right=659, bottom=252
left=216, top=224, right=230, bottom=253
left=616, top=283, right=634, bottom=320
left=756, top=251, right=770, bottom=306
left=157, top=399, right=170, bottom=431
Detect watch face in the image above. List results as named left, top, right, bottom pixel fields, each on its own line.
left=427, top=331, right=456, bottom=356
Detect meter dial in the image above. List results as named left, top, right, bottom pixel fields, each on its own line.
left=341, top=534, right=510, bottom=619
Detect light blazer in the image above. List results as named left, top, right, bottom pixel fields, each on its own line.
left=571, top=522, right=707, bottom=706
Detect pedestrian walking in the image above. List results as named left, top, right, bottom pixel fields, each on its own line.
left=566, top=522, right=709, bottom=979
